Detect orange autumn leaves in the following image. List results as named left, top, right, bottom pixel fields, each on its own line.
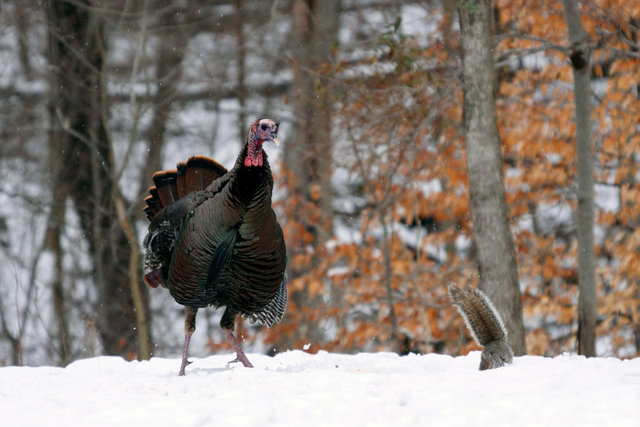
left=253, top=1, right=639, bottom=358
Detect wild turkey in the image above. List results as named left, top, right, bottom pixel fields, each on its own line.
left=142, top=118, right=287, bottom=375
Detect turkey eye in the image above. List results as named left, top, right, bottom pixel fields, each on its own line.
left=261, top=124, right=268, bottom=131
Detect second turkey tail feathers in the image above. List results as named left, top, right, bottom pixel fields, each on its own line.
left=448, top=283, right=514, bottom=370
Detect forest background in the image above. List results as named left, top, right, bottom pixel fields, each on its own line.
left=0, top=0, right=638, bottom=367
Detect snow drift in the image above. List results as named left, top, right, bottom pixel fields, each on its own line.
left=1, top=351, right=638, bottom=426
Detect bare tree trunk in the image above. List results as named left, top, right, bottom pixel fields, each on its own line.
left=381, top=218, right=400, bottom=353
left=99, top=19, right=153, bottom=360
left=113, top=190, right=151, bottom=359
left=287, top=0, right=314, bottom=194
left=561, top=0, right=597, bottom=357
left=0, top=291, right=22, bottom=365
left=278, top=0, right=340, bottom=349
left=45, top=75, right=72, bottom=365
left=139, top=6, right=186, bottom=201
left=46, top=0, right=140, bottom=358
left=46, top=179, right=72, bottom=365
left=50, top=214, right=71, bottom=365
left=14, top=1, right=33, bottom=80
left=287, top=0, right=339, bottom=224
left=459, top=0, right=526, bottom=355
left=235, top=0, right=247, bottom=140
left=308, top=0, right=339, bottom=225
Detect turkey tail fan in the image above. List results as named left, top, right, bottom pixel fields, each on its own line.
left=176, top=161, right=188, bottom=197
left=143, top=187, right=162, bottom=221
left=143, top=195, right=157, bottom=220
left=149, top=186, right=160, bottom=204
left=153, top=169, right=180, bottom=207
left=143, top=156, right=228, bottom=222
left=143, top=204, right=153, bottom=221
left=184, top=155, right=227, bottom=194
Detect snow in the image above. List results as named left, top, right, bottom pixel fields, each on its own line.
left=595, top=183, right=620, bottom=212
left=1, top=351, right=638, bottom=426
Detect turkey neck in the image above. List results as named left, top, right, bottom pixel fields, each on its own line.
left=231, top=145, right=274, bottom=207
left=244, top=129, right=266, bottom=167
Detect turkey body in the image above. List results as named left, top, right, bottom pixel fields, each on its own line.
left=143, top=119, right=286, bottom=374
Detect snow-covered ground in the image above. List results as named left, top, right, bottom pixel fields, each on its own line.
left=1, top=351, right=638, bottom=426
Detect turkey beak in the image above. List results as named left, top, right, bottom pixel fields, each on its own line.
left=271, top=137, right=280, bottom=147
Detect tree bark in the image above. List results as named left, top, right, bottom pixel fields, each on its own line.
left=287, top=0, right=339, bottom=225
left=46, top=0, right=140, bottom=358
left=14, top=1, right=33, bottom=80
left=46, top=90, right=72, bottom=364
left=139, top=6, right=186, bottom=202
left=0, top=291, right=22, bottom=366
left=235, top=0, right=247, bottom=141
left=459, top=0, right=526, bottom=355
left=280, top=0, right=340, bottom=348
left=46, top=175, right=72, bottom=365
left=381, top=218, right=401, bottom=353
left=561, top=0, right=597, bottom=357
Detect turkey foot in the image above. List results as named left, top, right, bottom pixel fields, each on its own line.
left=178, top=332, right=193, bottom=376
left=179, top=307, right=198, bottom=376
left=222, top=328, right=254, bottom=368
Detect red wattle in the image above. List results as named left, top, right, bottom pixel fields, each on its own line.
left=244, top=155, right=263, bottom=167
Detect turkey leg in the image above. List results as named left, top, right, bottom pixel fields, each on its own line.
left=179, top=306, right=198, bottom=376
left=222, top=327, right=254, bottom=368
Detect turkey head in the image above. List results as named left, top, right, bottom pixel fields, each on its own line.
left=244, top=118, right=280, bottom=167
